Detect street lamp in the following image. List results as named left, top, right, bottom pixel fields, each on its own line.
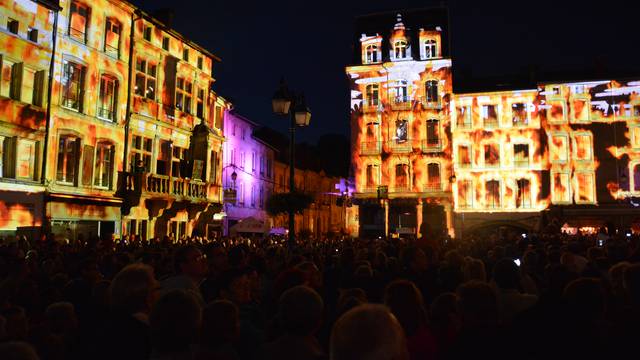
left=272, top=79, right=311, bottom=250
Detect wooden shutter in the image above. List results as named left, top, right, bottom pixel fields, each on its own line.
left=10, top=62, right=23, bottom=100
left=33, top=70, right=45, bottom=107
left=79, top=66, right=86, bottom=112
left=82, top=144, right=94, bottom=186
left=3, top=137, right=17, bottom=178
left=74, top=138, right=81, bottom=186
left=108, top=145, right=115, bottom=189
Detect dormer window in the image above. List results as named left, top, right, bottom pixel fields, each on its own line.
left=423, top=39, right=437, bottom=59
left=394, top=40, right=408, bottom=59
left=365, top=44, right=379, bottom=63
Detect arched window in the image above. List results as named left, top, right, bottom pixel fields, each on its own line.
left=426, top=119, right=440, bottom=147
left=365, top=44, right=378, bottom=63
left=426, top=163, right=441, bottom=191
left=424, top=39, right=437, bottom=59
left=394, top=40, right=407, bottom=59
left=365, top=84, right=379, bottom=106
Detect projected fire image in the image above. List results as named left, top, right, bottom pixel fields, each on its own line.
left=348, top=10, right=640, bottom=238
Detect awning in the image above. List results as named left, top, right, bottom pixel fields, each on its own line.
left=230, top=217, right=269, bottom=234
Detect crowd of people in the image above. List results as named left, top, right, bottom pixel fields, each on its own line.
left=0, top=228, right=639, bottom=360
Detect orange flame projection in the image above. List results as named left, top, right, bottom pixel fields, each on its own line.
left=0, top=202, right=37, bottom=230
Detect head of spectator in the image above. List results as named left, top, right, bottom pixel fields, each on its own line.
left=45, top=302, right=77, bottom=335
left=0, top=342, right=39, bottom=360
left=109, top=263, right=160, bottom=316
left=150, top=290, right=202, bottom=356
left=384, top=280, right=427, bottom=337
left=493, top=258, right=520, bottom=290
left=521, top=250, right=539, bottom=274
left=279, top=285, right=324, bottom=337
left=330, top=304, right=408, bottom=360
left=174, top=245, right=208, bottom=281
left=228, top=245, right=248, bottom=268
left=219, top=268, right=252, bottom=305
left=400, top=246, right=428, bottom=273
left=563, top=278, right=605, bottom=323
left=2, top=307, right=28, bottom=341
left=273, top=268, right=308, bottom=300
left=456, top=281, right=498, bottom=331
left=463, top=257, right=487, bottom=282
left=430, top=292, right=459, bottom=332
left=624, top=263, right=640, bottom=308
left=296, top=261, right=323, bottom=291
left=200, top=300, right=240, bottom=347
left=204, top=242, right=228, bottom=274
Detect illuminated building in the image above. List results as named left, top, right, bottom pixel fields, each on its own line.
left=348, top=9, right=640, bottom=237
left=0, top=0, right=227, bottom=241
left=222, top=110, right=275, bottom=236
left=0, top=0, right=59, bottom=238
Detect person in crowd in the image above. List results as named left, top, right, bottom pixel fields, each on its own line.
left=263, top=285, right=325, bottom=360
left=161, top=245, right=208, bottom=303
left=196, top=300, right=240, bottom=360
left=149, top=290, right=202, bottom=360
left=492, top=258, right=538, bottom=325
left=330, top=304, right=408, bottom=360
left=0, top=341, right=40, bottom=360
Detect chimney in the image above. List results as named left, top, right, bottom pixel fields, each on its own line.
left=153, top=9, right=174, bottom=28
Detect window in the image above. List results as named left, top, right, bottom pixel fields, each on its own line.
left=131, top=135, right=152, bottom=172
left=457, top=106, right=472, bottom=128
left=424, top=39, right=436, bottom=59
left=259, top=187, right=264, bottom=209
left=172, top=146, right=185, bottom=178
left=482, top=105, right=498, bottom=128
left=134, top=59, right=156, bottom=99
left=266, top=158, right=272, bottom=178
left=516, top=179, right=531, bottom=208
left=260, top=155, right=265, bottom=175
left=229, top=148, right=235, bottom=165
left=395, top=163, right=409, bottom=190
left=94, top=142, right=114, bottom=188
left=394, top=40, right=407, bottom=59
left=251, top=185, right=256, bottom=207
left=426, top=119, right=440, bottom=147
left=550, top=134, right=569, bottom=163
left=215, top=105, right=223, bottom=129
left=232, top=124, right=236, bottom=136
left=238, top=182, right=244, bottom=205
left=252, top=151, right=256, bottom=172
left=98, top=74, right=117, bottom=121
left=239, top=152, right=245, bottom=169
left=484, top=144, right=499, bottom=167
left=196, top=88, right=205, bottom=118
left=104, top=19, right=120, bottom=57
left=574, top=133, right=592, bottom=160
left=22, top=67, right=45, bottom=106
left=57, top=136, right=79, bottom=184
left=391, top=80, right=408, bottom=103
left=458, top=180, right=473, bottom=209
left=209, top=150, right=218, bottom=183
left=576, top=172, right=594, bottom=203
left=365, top=84, right=379, bottom=106
left=426, top=163, right=440, bottom=191
left=425, top=80, right=438, bottom=104
left=175, top=78, right=192, bottom=113
left=156, top=140, right=171, bottom=176
left=241, top=127, right=246, bottom=140
left=395, top=119, right=408, bottom=142
left=27, top=28, right=38, bottom=42
left=143, top=26, right=152, bottom=41
left=0, top=58, right=23, bottom=100
left=514, top=144, right=529, bottom=168
left=633, top=164, right=640, bottom=192
left=16, top=139, right=36, bottom=180
left=162, top=36, right=170, bottom=50
left=551, top=86, right=561, bottom=95
left=633, top=126, right=640, bottom=149
left=512, top=103, right=527, bottom=126
left=365, top=164, right=377, bottom=187
left=634, top=105, right=640, bottom=117
left=61, top=60, right=85, bottom=111
left=365, top=44, right=379, bottom=63
left=458, top=145, right=471, bottom=167
left=197, top=57, right=203, bottom=70
left=69, top=1, right=89, bottom=43
left=183, top=48, right=189, bottom=61
left=7, top=19, right=19, bottom=34
left=485, top=180, right=500, bottom=209
left=552, top=172, right=571, bottom=203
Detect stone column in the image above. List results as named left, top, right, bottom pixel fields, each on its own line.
left=384, top=200, right=389, bottom=238
left=416, top=199, right=423, bottom=239
left=445, top=201, right=455, bottom=238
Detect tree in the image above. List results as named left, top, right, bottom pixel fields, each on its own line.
left=266, top=191, right=314, bottom=216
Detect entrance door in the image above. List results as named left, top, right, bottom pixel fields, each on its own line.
left=422, top=204, right=445, bottom=240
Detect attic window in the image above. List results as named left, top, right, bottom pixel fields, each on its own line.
left=394, top=40, right=407, bottom=59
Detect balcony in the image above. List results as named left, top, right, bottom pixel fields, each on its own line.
left=421, top=138, right=443, bottom=153
left=362, top=99, right=382, bottom=113
left=418, top=96, right=442, bottom=109
left=360, top=141, right=382, bottom=155
left=483, top=117, right=499, bottom=129
left=424, top=182, right=442, bottom=193
left=392, top=184, right=411, bottom=193
left=456, top=118, right=472, bottom=130
left=388, top=139, right=413, bottom=153
left=391, top=95, right=413, bottom=110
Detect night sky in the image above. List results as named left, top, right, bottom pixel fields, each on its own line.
left=131, top=0, right=640, bottom=143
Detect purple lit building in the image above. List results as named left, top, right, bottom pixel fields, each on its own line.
left=222, top=110, right=275, bottom=235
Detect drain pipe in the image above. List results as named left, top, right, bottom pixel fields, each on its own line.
left=41, top=2, right=61, bottom=185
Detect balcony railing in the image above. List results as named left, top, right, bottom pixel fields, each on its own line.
left=483, top=118, right=499, bottom=129
left=362, top=99, right=382, bottom=112
left=418, top=96, right=442, bottom=109
left=514, top=159, right=530, bottom=168
left=361, top=185, right=378, bottom=193
left=421, top=138, right=442, bottom=152
left=424, top=182, right=442, bottom=192
left=392, top=184, right=411, bottom=193
left=172, top=177, right=208, bottom=200
left=392, top=95, right=412, bottom=110
left=97, top=107, right=115, bottom=121
left=457, top=118, right=472, bottom=129
left=388, top=139, right=412, bottom=153
left=360, top=141, right=382, bottom=155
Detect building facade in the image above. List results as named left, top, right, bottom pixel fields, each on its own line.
left=222, top=110, right=275, bottom=236
left=0, top=0, right=228, bottom=242
left=348, top=9, right=640, bottom=238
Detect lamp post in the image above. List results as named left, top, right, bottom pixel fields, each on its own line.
left=272, top=79, right=311, bottom=250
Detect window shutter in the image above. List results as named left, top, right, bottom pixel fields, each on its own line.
left=82, top=144, right=94, bottom=186
left=3, top=137, right=17, bottom=178
left=33, top=70, right=45, bottom=107
left=33, top=141, right=40, bottom=180
left=79, top=66, right=86, bottom=112
left=10, top=62, right=23, bottom=100
left=74, top=138, right=81, bottom=186
left=108, top=145, right=115, bottom=189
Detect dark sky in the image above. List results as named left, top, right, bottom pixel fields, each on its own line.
left=131, top=0, right=640, bottom=143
